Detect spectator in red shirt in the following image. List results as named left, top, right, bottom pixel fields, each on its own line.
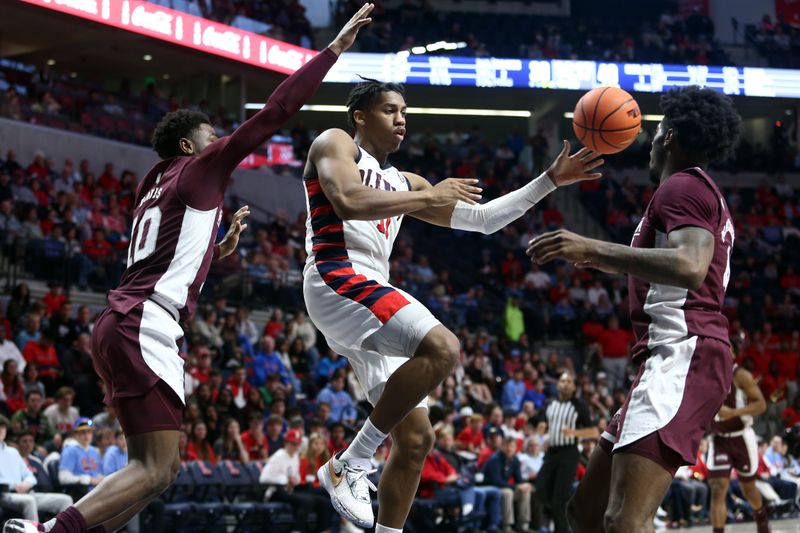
left=781, top=395, right=800, bottom=429
left=186, top=421, right=218, bottom=465
left=240, top=412, right=269, bottom=461
left=456, top=413, right=485, bottom=453
left=761, top=360, right=787, bottom=403
left=22, top=331, right=60, bottom=393
left=418, top=443, right=459, bottom=499
left=299, top=433, right=329, bottom=490
left=25, top=151, right=48, bottom=181
left=0, top=359, right=25, bottom=413
left=597, top=315, right=633, bottom=391
left=226, top=366, right=251, bottom=410
left=501, top=251, right=524, bottom=288
left=263, top=309, right=285, bottom=339
left=78, top=228, right=114, bottom=289
left=42, top=285, right=66, bottom=317
left=98, top=163, right=120, bottom=193
left=327, top=422, right=348, bottom=456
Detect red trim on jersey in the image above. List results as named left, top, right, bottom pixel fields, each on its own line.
left=369, top=290, right=412, bottom=323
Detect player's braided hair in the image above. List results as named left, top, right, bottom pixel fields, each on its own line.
left=151, top=109, right=211, bottom=159
left=345, top=76, right=405, bottom=131
left=660, top=86, right=741, bottom=163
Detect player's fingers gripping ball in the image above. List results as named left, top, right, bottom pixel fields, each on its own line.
left=573, top=86, right=641, bottom=154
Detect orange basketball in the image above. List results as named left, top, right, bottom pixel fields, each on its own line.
left=572, top=86, right=641, bottom=154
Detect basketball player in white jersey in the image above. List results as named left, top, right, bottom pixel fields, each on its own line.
left=302, top=78, right=604, bottom=531
left=708, top=353, right=770, bottom=533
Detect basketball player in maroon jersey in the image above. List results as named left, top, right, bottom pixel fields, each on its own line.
left=528, top=86, right=741, bottom=533
left=2, top=6, right=375, bottom=533
left=708, top=353, right=770, bottom=533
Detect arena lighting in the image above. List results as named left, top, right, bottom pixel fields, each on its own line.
left=143, top=54, right=152, bottom=61
left=563, top=112, right=664, bottom=122
left=19, top=0, right=800, bottom=97
left=244, top=103, right=532, bottom=118
left=46, top=59, right=55, bottom=66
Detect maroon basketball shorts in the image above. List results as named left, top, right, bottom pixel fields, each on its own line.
left=91, top=300, right=185, bottom=435
left=599, top=336, right=732, bottom=476
left=707, top=427, right=759, bottom=481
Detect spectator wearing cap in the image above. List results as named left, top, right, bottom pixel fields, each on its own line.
left=260, top=428, right=333, bottom=532
left=502, top=369, right=527, bottom=412
left=477, top=427, right=505, bottom=469
left=58, top=418, right=103, bottom=488
left=43, top=387, right=78, bottom=435
left=482, top=436, right=534, bottom=533
left=0, top=416, right=72, bottom=522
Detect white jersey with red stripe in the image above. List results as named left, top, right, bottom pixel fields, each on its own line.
left=302, top=143, right=440, bottom=406
left=304, top=146, right=409, bottom=278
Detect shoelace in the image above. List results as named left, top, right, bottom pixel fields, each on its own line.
left=343, top=465, right=377, bottom=503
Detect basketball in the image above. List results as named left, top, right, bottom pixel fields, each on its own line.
left=572, top=86, right=642, bottom=154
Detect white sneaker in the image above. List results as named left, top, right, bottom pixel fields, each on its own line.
left=3, top=520, right=48, bottom=533
left=318, top=451, right=377, bottom=528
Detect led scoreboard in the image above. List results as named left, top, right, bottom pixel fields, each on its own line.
left=326, top=53, right=800, bottom=98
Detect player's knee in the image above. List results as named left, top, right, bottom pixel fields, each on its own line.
left=427, top=329, right=459, bottom=376
left=395, top=426, right=435, bottom=467
left=143, top=464, right=176, bottom=495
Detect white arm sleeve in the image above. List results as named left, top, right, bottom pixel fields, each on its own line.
left=450, top=173, right=557, bottom=234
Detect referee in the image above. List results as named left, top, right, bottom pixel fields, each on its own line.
left=536, top=371, right=598, bottom=533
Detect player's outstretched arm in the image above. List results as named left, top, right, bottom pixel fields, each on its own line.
left=527, top=225, right=714, bottom=290
left=406, top=140, right=603, bottom=232
left=311, top=129, right=481, bottom=221
left=193, top=4, right=374, bottom=177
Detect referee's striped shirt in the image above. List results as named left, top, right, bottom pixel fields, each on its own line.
left=545, top=397, right=592, bottom=447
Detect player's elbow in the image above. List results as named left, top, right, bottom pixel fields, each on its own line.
left=753, top=399, right=767, bottom=416
left=331, top=199, right=357, bottom=220
left=680, top=259, right=709, bottom=290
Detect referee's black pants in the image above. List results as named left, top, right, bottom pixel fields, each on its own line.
left=535, top=445, right=579, bottom=533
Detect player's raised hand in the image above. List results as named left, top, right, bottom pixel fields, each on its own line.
left=218, top=205, right=250, bottom=259
left=545, top=140, right=604, bottom=187
left=527, top=229, right=595, bottom=264
left=328, top=3, right=374, bottom=56
left=429, top=178, right=482, bottom=206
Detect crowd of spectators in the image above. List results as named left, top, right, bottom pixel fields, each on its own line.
left=746, top=13, right=800, bottom=68
left=0, top=128, right=798, bottom=530
left=147, top=0, right=314, bottom=48
left=335, top=0, right=729, bottom=66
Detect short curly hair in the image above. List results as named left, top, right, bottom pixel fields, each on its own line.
left=345, top=77, right=405, bottom=131
left=660, top=86, right=741, bottom=163
left=151, top=110, right=211, bottom=159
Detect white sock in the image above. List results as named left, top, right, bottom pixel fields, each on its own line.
left=375, top=524, right=403, bottom=533
left=340, top=417, right=387, bottom=462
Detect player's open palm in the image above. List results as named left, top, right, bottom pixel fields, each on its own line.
left=218, top=205, right=250, bottom=259
left=329, top=3, right=374, bottom=56
left=429, top=178, right=482, bottom=206
left=546, top=140, right=604, bottom=187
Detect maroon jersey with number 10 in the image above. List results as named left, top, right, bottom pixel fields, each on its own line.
left=107, top=49, right=338, bottom=320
